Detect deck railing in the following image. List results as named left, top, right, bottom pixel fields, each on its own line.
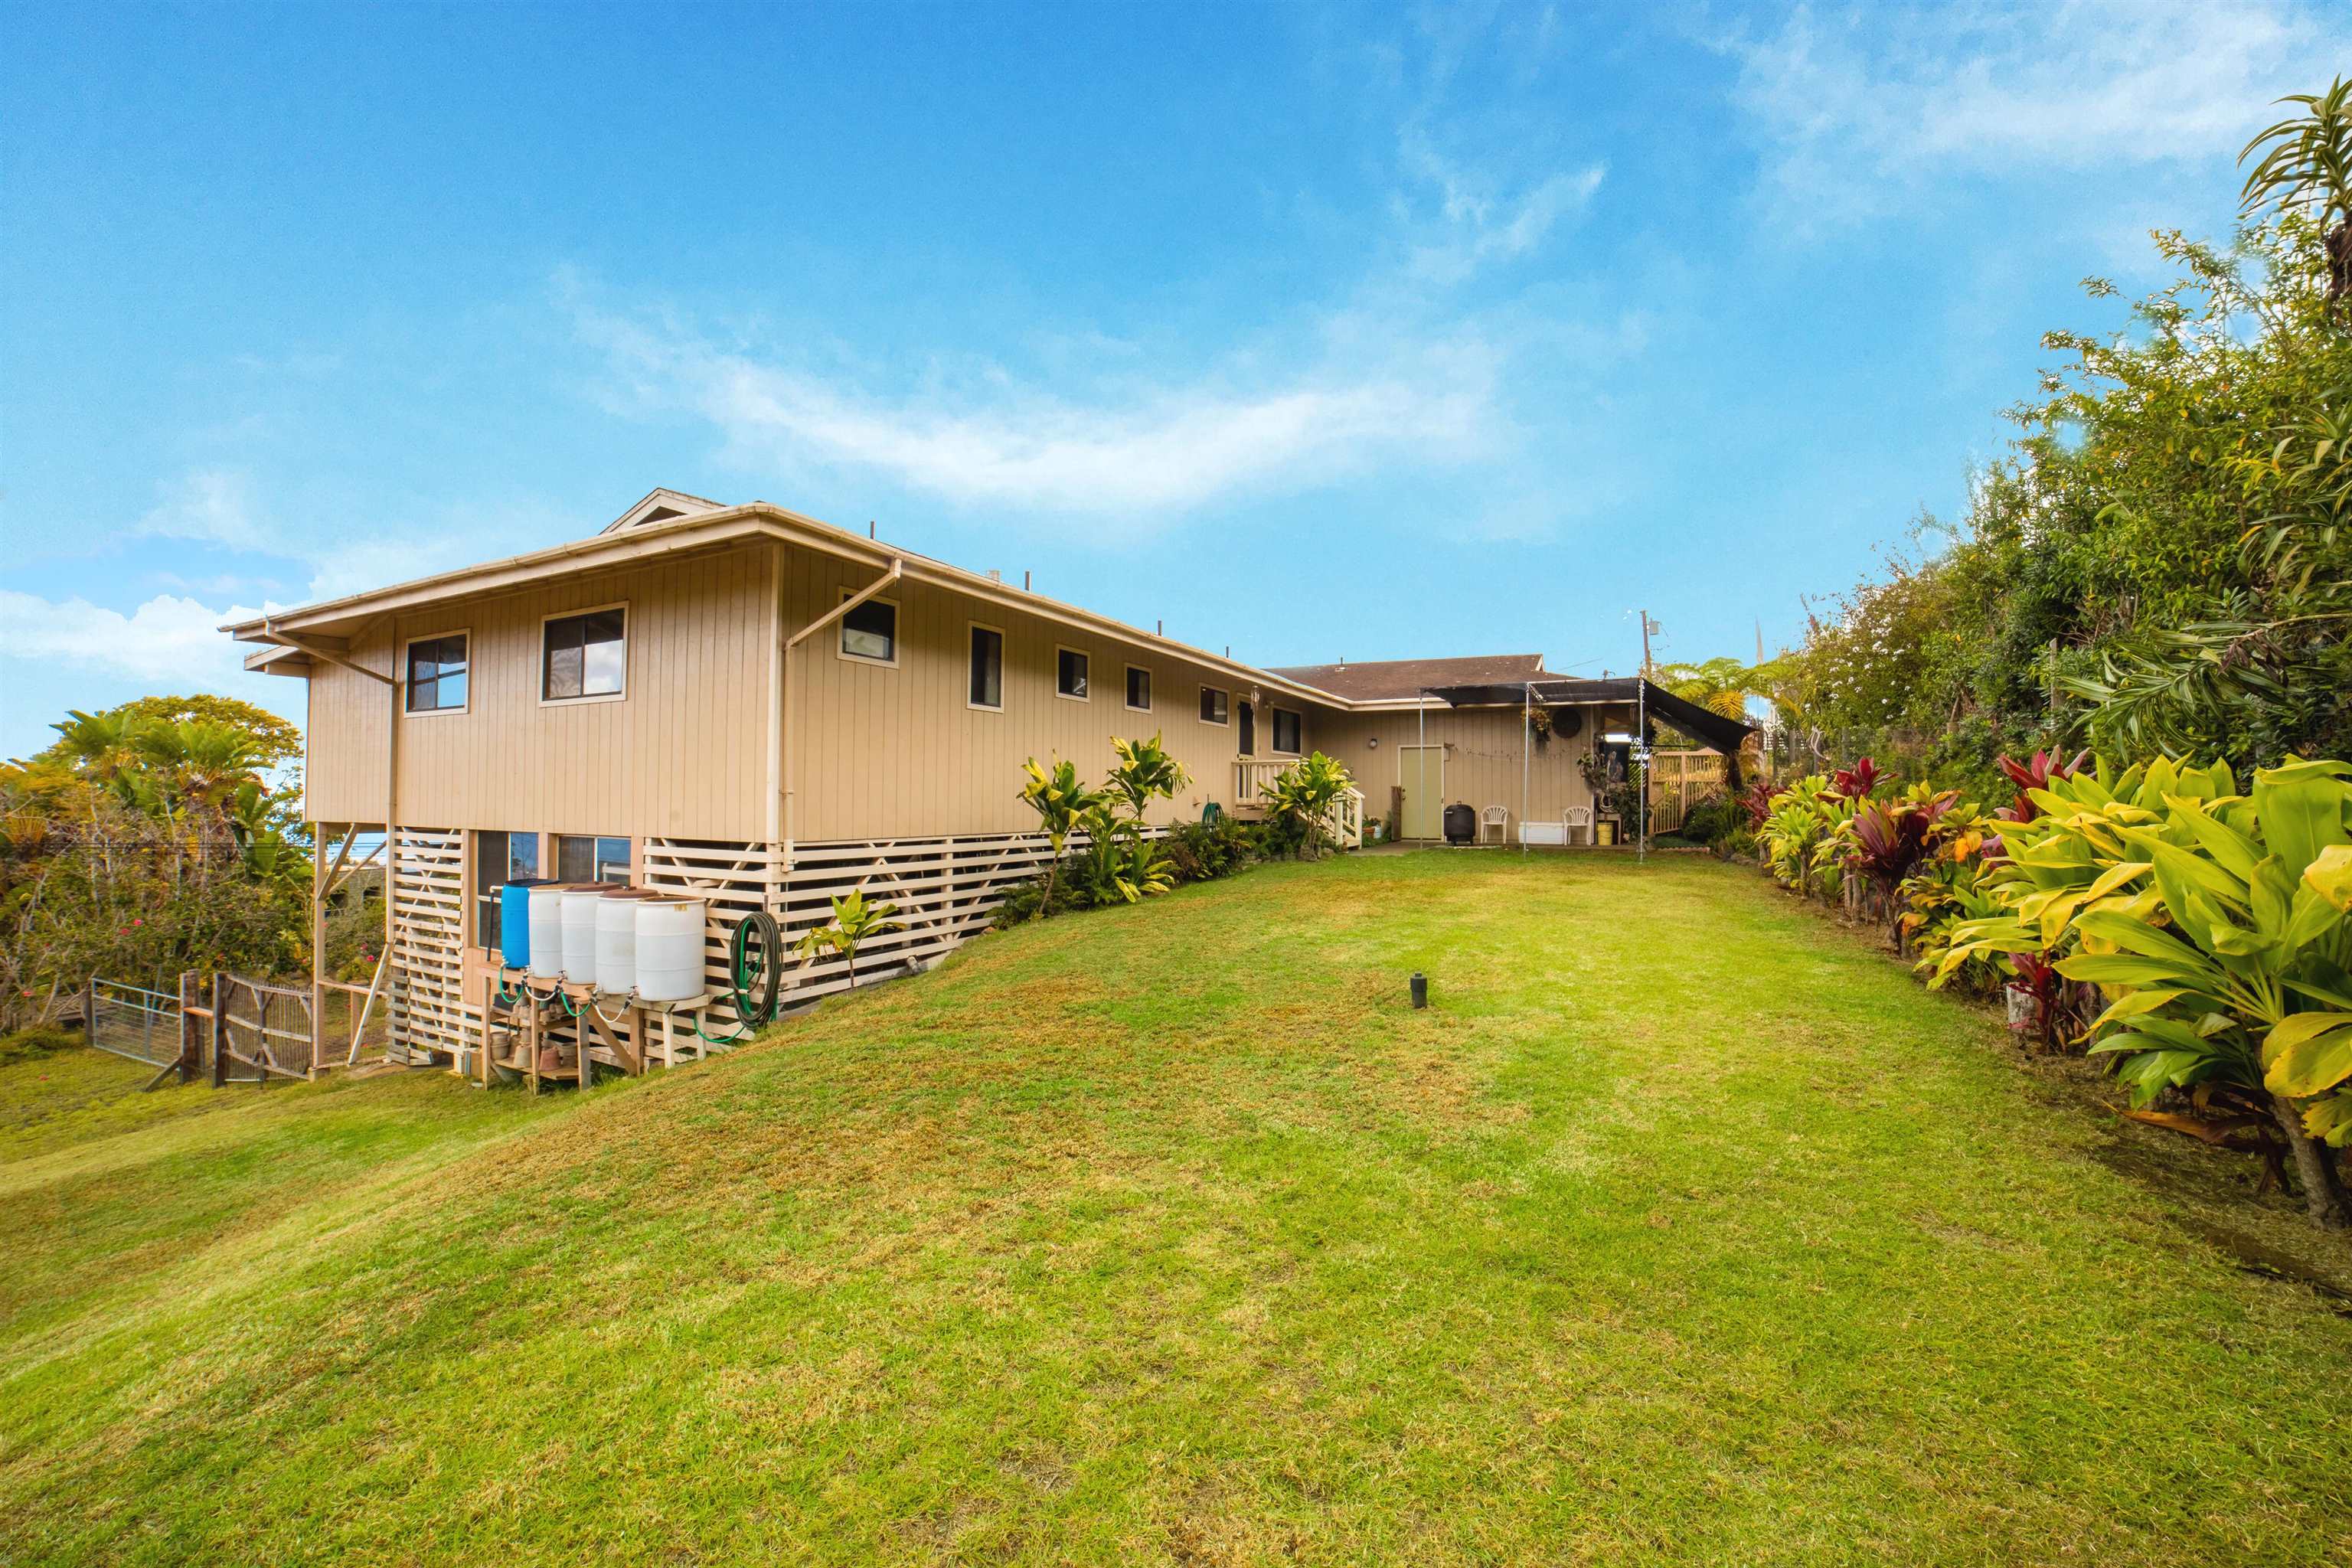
left=1231, top=759, right=1364, bottom=849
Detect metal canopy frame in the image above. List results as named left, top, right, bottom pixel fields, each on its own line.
left=1413, top=677, right=1756, bottom=855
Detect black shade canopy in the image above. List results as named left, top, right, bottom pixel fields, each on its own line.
left=1418, top=678, right=1756, bottom=767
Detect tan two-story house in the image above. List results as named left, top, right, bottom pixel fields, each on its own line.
left=227, top=488, right=1748, bottom=1069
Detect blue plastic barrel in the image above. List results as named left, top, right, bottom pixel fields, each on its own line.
left=501, top=879, right=550, bottom=970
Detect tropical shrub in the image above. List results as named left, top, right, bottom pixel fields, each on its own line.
left=1165, top=815, right=1261, bottom=882
left=793, top=889, right=902, bottom=989
left=1014, top=756, right=1105, bottom=917
left=1256, top=752, right=1356, bottom=860
left=1932, top=755, right=2352, bottom=1227
left=1760, top=776, right=1848, bottom=897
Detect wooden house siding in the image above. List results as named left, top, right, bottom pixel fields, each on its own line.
left=1315, top=703, right=1636, bottom=835
left=302, top=544, right=775, bottom=840
left=779, top=550, right=1328, bottom=843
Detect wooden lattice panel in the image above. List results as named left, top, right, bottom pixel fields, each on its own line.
left=388, top=827, right=469, bottom=1063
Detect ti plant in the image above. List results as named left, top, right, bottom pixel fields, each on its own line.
left=1104, top=733, right=1191, bottom=841
left=1071, top=804, right=1178, bottom=904
left=1993, top=749, right=2090, bottom=822
left=1933, top=755, right=2352, bottom=1228
left=795, top=888, right=902, bottom=990
left=1846, top=784, right=1961, bottom=943
left=1017, top=756, right=1106, bottom=917
left=1828, top=756, right=1883, bottom=802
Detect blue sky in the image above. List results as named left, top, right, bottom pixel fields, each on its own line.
left=5, top=0, right=2346, bottom=762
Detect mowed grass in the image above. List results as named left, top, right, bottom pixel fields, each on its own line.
left=3, top=853, right=2349, bottom=1566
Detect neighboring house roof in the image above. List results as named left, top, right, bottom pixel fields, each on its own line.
left=1266, top=654, right=1559, bottom=702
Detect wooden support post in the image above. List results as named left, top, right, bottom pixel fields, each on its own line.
left=310, top=825, right=326, bottom=1081
left=82, top=974, right=96, bottom=1052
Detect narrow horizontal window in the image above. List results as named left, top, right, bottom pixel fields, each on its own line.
left=1057, top=648, right=1089, bottom=700
left=1272, top=708, right=1302, bottom=753
left=1198, top=687, right=1229, bottom=725
left=405, top=634, right=468, bottom=713
left=969, top=624, right=1004, bottom=708
left=555, top=834, right=631, bottom=884
left=543, top=609, right=626, bottom=701
left=1125, top=665, right=1152, bottom=711
left=841, top=595, right=897, bottom=663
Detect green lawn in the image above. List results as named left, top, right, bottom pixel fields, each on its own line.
left=4, top=852, right=2348, bottom=1565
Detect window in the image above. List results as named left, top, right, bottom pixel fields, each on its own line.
left=555, top=835, right=632, bottom=884
left=1056, top=647, right=1089, bottom=700
left=839, top=593, right=897, bottom=664
left=542, top=606, right=626, bottom=701
left=969, top=623, right=1003, bottom=710
left=404, top=633, right=468, bottom=714
left=1199, top=686, right=1229, bottom=725
left=1125, top=665, right=1152, bottom=712
left=1272, top=708, right=1302, bottom=753
left=472, top=830, right=540, bottom=956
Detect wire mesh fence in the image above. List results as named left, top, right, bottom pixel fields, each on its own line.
left=87, top=980, right=183, bottom=1068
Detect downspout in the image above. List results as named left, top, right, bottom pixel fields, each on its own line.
left=780, top=557, right=904, bottom=865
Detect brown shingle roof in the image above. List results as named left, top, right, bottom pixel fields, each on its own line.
left=1268, top=653, right=1557, bottom=702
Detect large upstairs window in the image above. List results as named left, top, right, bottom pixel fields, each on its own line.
left=542, top=606, right=626, bottom=702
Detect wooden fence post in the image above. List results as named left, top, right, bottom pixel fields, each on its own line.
left=210, top=973, right=227, bottom=1087
left=83, top=974, right=96, bottom=1050
left=178, top=969, right=199, bottom=1083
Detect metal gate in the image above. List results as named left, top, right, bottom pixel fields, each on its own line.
left=87, top=979, right=183, bottom=1067
left=216, top=973, right=316, bottom=1080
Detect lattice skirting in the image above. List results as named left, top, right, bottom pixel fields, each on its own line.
left=385, top=828, right=1135, bottom=1066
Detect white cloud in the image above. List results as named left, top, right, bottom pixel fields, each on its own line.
left=571, top=296, right=1506, bottom=526
left=0, top=590, right=272, bottom=684
left=136, top=466, right=266, bottom=550
left=1721, top=0, right=2350, bottom=224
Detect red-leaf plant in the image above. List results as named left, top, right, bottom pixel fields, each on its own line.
left=2004, top=951, right=2069, bottom=1052
left=1847, top=789, right=1957, bottom=942
left=1738, top=777, right=1778, bottom=828
left=1828, top=756, right=1883, bottom=801
left=1992, top=749, right=2089, bottom=822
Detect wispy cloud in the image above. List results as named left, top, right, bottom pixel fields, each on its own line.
left=116, top=462, right=560, bottom=604
left=1397, top=126, right=1606, bottom=284
left=569, top=288, right=1508, bottom=528
left=136, top=466, right=266, bottom=550
left=1720, top=0, right=2348, bottom=225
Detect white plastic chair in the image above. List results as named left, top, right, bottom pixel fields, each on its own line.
left=1563, top=805, right=1593, bottom=845
left=1481, top=805, right=1509, bottom=844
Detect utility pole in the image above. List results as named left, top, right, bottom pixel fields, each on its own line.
left=1637, top=611, right=1656, bottom=862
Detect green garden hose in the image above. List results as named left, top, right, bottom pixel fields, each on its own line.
left=694, top=910, right=782, bottom=1045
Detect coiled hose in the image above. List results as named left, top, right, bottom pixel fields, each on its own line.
left=697, top=910, right=782, bottom=1044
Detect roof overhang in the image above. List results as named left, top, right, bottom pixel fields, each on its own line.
left=220, top=502, right=1354, bottom=710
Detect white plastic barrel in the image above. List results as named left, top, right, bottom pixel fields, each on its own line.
left=635, top=897, right=707, bottom=1001
left=527, top=884, right=569, bottom=979
left=594, top=891, right=648, bottom=995
left=560, top=890, right=604, bottom=982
